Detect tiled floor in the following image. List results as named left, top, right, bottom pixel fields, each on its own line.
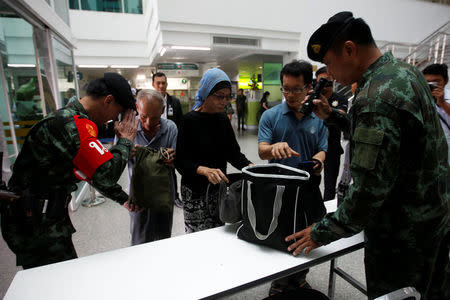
left=0, top=125, right=366, bottom=299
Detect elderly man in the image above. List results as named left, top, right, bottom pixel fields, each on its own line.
left=124, top=90, right=178, bottom=245
left=287, top=11, right=449, bottom=299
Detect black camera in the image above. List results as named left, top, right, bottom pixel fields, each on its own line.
left=300, top=77, right=328, bottom=116
left=428, top=82, right=438, bottom=92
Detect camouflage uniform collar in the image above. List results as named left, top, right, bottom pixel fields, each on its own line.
left=67, top=100, right=89, bottom=117
left=356, top=51, right=393, bottom=96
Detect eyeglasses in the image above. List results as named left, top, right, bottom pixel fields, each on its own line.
left=280, top=85, right=308, bottom=94
left=212, top=93, right=232, bottom=101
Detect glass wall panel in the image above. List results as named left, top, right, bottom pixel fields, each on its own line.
left=0, top=16, right=43, bottom=153
left=69, top=0, right=80, bottom=9
left=54, top=0, right=71, bottom=25
left=124, top=0, right=143, bottom=14
left=34, top=28, right=58, bottom=113
left=81, top=0, right=122, bottom=13
left=52, top=37, right=77, bottom=106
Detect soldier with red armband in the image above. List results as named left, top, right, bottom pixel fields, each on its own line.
left=1, top=73, right=139, bottom=269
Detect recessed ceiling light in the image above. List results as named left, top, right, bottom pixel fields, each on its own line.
left=110, top=65, right=139, bottom=68
left=171, top=46, right=210, bottom=51
left=136, top=74, right=146, bottom=80
left=78, top=65, right=108, bottom=68
left=7, top=64, right=35, bottom=68
left=160, top=47, right=167, bottom=56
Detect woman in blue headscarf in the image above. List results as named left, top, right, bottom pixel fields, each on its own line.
left=175, top=68, right=252, bottom=233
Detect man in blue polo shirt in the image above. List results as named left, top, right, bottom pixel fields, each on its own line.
left=258, top=60, right=328, bottom=295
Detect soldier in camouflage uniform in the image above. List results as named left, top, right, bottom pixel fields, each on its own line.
left=1, top=73, right=139, bottom=269
left=285, top=12, right=449, bottom=299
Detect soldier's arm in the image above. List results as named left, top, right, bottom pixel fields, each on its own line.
left=324, top=109, right=351, bottom=136
left=90, top=138, right=133, bottom=204
left=89, top=111, right=137, bottom=204
left=311, top=106, right=401, bottom=245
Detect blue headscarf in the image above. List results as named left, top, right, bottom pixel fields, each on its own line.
left=192, top=68, right=231, bottom=110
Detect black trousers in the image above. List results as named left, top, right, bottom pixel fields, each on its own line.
left=237, top=113, right=245, bottom=130
left=324, top=151, right=342, bottom=201
left=130, top=209, right=173, bottom=245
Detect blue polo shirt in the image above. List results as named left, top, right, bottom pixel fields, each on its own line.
left=258, top=102, right=328, bottom=168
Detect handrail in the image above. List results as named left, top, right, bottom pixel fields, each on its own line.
left=403, top=33, right=449, bottom=59
left=416, top=20, right=450, bottom=46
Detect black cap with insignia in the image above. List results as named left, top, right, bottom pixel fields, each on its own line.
left=307, top=11, right=355, bottom=62
left=103, top=72, right=136, bottom=110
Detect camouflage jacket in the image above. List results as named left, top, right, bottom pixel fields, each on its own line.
left=311, top=52, right=449, bottom=244
left=8, top=101, right=133, bottom=204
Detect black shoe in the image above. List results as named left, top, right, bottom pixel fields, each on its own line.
left=174, top=197, right=184, bottom=208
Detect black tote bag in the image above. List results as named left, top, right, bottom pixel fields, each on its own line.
left=237, top=163, right=310, bottom=252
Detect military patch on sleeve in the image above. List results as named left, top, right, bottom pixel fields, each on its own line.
left=353, top=127, right=384, bottom=170
left=85, top=123, right=96, bottom=137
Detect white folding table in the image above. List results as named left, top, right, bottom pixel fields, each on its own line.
left=4, top=200, right=366, bottom=300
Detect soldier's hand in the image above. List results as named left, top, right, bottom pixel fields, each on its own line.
left=271, top=142, right=300, bottom=159
left=285, top=224, right=320, bottom=255
left=312, top=93, right=332, bottom=119
left=197, top=166, right=229, bottom=185
left=115, top=110, right=138, bottom=141
left=123, top=200, right=145, bottom=212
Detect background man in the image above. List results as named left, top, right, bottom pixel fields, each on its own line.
left=152, top=72, right=183, bottom=128
left=152, top=72, right=183, bottom=208
left=287, top=12, right=449, bottom=299
left=124, top=90, right=178, bottom=245
left=258, top=60, right=328, bottom=295
left=423, top=63, right=450, bottom=163
left=315, top=67, right=348, bottom=201
left=236, top=88, right=247, bottom=131
left=1, top=73, right=139, bottom=269
left=423, top=63, right=450, bottom=116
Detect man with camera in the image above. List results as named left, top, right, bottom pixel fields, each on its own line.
left=315, top=67, right=348, bottom=201
left=258, top=60, right=328, bottom=295
left=423, top=63, right=450, bottom=163
left=285, top=11, right=448, bottom=299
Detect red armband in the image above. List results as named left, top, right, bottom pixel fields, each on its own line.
left=72, top=115, right=113, bottom=181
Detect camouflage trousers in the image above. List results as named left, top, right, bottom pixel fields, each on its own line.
left=364, top=227, right=449, bottom=300
left=1, top=200, right=77, bottom=269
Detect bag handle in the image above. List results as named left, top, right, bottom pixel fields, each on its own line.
left=247, top=182, right=285, bottom=240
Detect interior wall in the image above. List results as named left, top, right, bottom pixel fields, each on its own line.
left=157, top=0, right=450, bottom=60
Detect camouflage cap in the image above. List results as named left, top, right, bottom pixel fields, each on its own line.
left=103, top=72, right=136, bottom=110
left=307, top=11, right=355, bottom=62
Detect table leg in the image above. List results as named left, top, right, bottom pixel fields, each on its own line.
left=328, top=258, right=336, bottom=299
